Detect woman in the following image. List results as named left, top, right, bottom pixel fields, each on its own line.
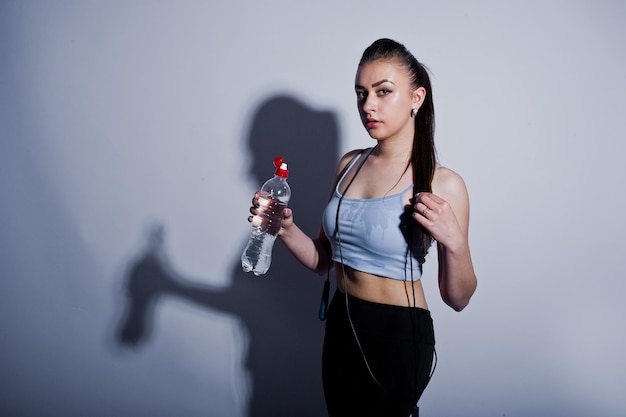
left=249, top=38, right=477, bottom=416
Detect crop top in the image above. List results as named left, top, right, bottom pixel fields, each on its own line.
left=322, top=153, right=431, bottom=281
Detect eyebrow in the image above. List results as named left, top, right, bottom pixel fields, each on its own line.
left=355, top=79, right=396, bottom=89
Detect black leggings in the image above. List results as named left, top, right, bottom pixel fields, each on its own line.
left=322, top=291, right=436, bottom=417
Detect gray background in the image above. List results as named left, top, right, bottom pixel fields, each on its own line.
left=1, top=1, right=625, bottom=416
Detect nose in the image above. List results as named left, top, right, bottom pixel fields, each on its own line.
left=361, top=94, right=376, bottom=114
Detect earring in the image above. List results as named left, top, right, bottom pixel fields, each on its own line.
left=411, top=108, right=418, bottom=117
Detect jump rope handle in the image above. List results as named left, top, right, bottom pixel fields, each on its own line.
left=318, top=277, right=330, bottom=321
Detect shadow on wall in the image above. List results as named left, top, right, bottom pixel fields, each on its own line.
left=115, top=94, right=340, bottom=417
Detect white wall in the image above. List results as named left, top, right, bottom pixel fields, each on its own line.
left=1, top=1, right=625, bottom=416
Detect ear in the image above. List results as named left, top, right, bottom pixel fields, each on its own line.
left=412, top=86, right=427, bottom=110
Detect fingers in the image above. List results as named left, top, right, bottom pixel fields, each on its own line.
left=248, top=192, right=291, bottom=229
left=251, top=191, right=261, bottom=207
left=248, top=215, right=262, bottom=227
left=413, top=192, right=461, bottom=246
left=415, top=192, right=449, bottom=216
left=412, top=197, right=437, bottom=238
left=250, top=192, right=272, bottom=212
left=418, top=203, right=431, bottom=218
left=414, top=193, right=435, bottom=219
left=415, top=191, right=444, bottom=208
left=248, top=191, right=264, bottom=226
left=414, top=202, right=434, bottom=223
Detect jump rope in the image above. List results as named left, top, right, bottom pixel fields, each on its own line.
left=320, top=145, right=437, bottom=413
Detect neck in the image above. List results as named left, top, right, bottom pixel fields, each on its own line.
left=373, top=138, right=412, bottom=164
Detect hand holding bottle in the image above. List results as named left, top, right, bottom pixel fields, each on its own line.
left=241, top=157, right=291, bottom=276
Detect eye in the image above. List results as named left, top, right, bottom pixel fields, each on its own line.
left=355, top=90, right=367, bottom=101
left=377, top=88, right=392, bottom=96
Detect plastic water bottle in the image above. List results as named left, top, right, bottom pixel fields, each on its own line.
left=241, top=156, right=291, bottom=276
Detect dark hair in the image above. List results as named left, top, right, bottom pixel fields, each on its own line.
left=359, top=38, right=437, bottom=250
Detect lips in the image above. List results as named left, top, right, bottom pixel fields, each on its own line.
left=365, top=118, right=380, bottom=129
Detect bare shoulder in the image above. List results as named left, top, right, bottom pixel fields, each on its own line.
left=326, top=149, right=366, bottom=195
left=336, top=148, right=365, bottom=175
left=431, top=166, right=469, bottom=205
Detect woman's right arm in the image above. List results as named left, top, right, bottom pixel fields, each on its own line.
left=277, top=217, right=331, bottom=276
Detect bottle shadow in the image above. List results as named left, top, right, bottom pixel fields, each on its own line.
left=116, top=94, right=340, bottom=417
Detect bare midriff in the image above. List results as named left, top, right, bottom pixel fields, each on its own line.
left=333, top=264, right=429, bottom=309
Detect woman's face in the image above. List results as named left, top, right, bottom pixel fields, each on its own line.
left=355, top=59, right=423, bottom=142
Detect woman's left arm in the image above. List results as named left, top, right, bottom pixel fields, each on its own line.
left=413, top=168, right=477, bottom=311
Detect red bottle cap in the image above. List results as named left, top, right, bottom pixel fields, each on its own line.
left=273, top=156, right=288, bottom=178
